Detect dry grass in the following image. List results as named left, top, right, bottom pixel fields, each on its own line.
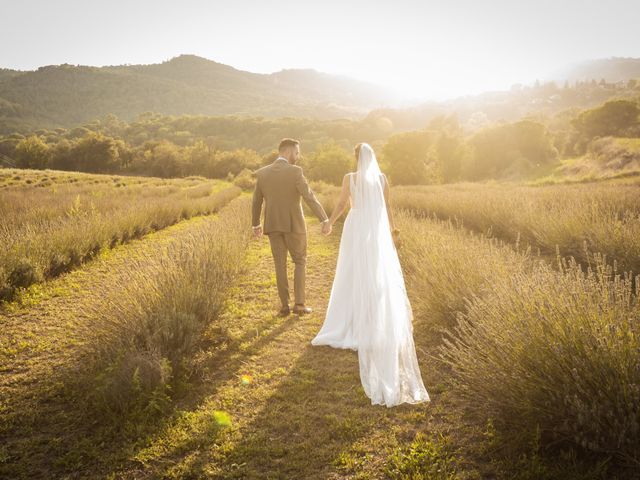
left=442, top=252, right=640, bottom=464
left=2, top=169, right=638, bottom=478
left=396, top=208, right=640, bottom=473
left=393, top=182, right=640, bottom=274
left=0, top=168, right=240, bottom=301
left=71, top=195, right=252, bottom=419
left=293, top=177, right=640, bottom=472
left=0, top=196, right=252, bottom=478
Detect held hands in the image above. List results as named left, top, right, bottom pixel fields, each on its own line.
left=321, top=220, right=332, bottom=236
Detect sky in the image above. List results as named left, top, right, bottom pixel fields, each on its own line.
left=1, top=0, right=639, bottom=101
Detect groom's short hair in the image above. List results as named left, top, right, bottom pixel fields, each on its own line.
left=278, top=138, right=300, bottom=153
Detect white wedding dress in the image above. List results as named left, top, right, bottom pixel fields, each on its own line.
left=311, top=143, right=430, bottom=407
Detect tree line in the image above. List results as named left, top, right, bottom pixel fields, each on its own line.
left=1, top=97, right=638, bottom=185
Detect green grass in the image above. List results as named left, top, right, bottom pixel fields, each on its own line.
left=383, top=432, right=459, bottom=480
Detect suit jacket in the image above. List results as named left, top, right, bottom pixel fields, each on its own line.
left=252, top=158, right=328, bottom=234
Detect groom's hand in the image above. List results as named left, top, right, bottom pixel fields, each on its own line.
left=321, top=220, right=332, bottom=236
left=252, top=225, right=263, bottom=238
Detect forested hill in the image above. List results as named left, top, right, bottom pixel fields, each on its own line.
left=0, top=54, right=398, bottom=129
left=1, top=56, right=639, bottom=137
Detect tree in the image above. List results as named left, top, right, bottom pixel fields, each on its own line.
left=427, top=115, right=466, bottom=183
left=302, top=141, right=353, bottom=185
left=511, top=120, right=559, bottom=166
left=209, top=148, right=261, bottom=178
left=571, top=99, right=640, bottom=139
left=434, top=132, right=466, bottom=183
left=71, top=132, right=120, bottom=173
left=185, top=140, right=216, bottom=176
left=466, top=120, right=558, bottom=180
left=381, top=130, right=435, bottom=185
left=142, top=140, right=186, bottom=178
left=14, top=136, right=50, bottom=169
left=49, top=139, right=76, bottom=170
left=0, top=137, right=19, bottom=159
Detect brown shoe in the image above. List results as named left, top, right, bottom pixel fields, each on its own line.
left=278, top=305, right=290, bottom=317
left=293, top=304, right=312, bottom=315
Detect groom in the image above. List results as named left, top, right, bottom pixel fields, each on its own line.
left=252, top=138, right=331, bottom=317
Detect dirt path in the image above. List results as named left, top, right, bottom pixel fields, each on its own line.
left=109, top=218, right=449, bottom=480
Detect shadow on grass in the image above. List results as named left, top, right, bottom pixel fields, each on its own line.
left=137, top=323, right=436, bottom=479
left=0, top=311, right=302, bottom=480
left=207, top=340, right=378, bottom=479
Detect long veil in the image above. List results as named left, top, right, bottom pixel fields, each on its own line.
left=351, top=144, right=390, bottom=330
left=352, top=143, right=430, bottom=406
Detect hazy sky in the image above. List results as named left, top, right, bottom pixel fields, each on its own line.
left=1, top=0, right=639, bottom=101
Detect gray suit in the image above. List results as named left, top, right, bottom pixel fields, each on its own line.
left=252, top=157, right=328, bottom=306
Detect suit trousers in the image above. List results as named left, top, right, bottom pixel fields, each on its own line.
left=267, top=231, right=307, bottom=307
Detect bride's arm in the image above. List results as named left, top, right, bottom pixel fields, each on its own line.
left=328, top=174, right=350, bottom=227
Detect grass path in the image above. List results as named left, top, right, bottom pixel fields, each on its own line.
left=107, top=218, right=465, bottom=479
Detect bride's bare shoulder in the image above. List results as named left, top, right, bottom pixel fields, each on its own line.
left=342, top=172, right=354, bottom=186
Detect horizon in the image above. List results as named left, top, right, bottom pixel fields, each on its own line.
left=2, top=0, right=640, bottom=102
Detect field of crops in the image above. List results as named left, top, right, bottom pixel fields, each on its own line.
left=393, top=181, right=640, bottom=273
left=0, top=168, right=241, bottom=301
left=1, top=169, right=638, bottom=479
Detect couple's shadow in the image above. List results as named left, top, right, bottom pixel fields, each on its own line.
left=152, top=322, right=395, bottom=479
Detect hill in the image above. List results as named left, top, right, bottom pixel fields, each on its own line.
left=0, top=54, right=398, bottom=130
left=1, top=55, right=639, bottom=144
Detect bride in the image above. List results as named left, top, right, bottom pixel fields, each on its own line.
left=311, top=143, right=430, bottom=407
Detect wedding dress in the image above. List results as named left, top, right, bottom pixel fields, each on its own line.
left=311, top=143, right=430, bottom=407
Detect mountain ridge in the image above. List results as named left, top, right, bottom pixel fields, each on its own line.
left=0, top=54, right=400, bottom=129
left=0, top=55, right=639, bottom=134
